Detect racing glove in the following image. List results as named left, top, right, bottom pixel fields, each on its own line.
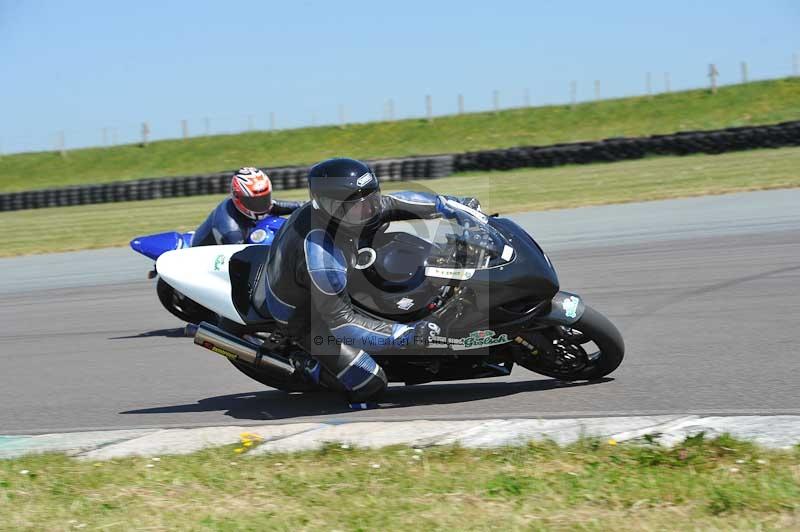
left=460, top=197, right=482, bottom=212
left=435, top=196, right=458, bottom=219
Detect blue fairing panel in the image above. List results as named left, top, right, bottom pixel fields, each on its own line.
left=130, top=231, right=183, bottom=261
left=261, top=216, right=286, bottom=232
left=304, top=229, right=348, bottom=295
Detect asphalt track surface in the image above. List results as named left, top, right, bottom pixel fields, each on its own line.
left=1, top=189, right=799, bottom=435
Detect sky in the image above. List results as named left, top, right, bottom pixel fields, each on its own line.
left=1, top=0, right=798, bottom=153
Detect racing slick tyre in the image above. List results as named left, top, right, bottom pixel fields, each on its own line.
left=517, top=305, right=624, bottom=382
left=228, top=359, right=322, bottom=393
left=156, top=277, right=217, bottom=325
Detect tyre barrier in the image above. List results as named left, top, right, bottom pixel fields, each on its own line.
left=1, top=122, right=797, bottom=212
left=453, top=121, right=800, bottom=172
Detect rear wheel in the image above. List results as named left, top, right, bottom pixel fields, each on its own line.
left=156, top=278, right=217, bottom=324
left=228, top=359, right=321, bottom=393
left=221, top=326, right=325, bottom=393
left=516, top=305, right=624, bottom=381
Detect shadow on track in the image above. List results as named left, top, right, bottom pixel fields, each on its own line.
left=109, top=327, right=187, bottom=339
left=120, top=378, right=611, bottom=422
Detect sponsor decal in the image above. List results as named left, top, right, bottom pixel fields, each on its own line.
left=356, top=173, right=374, bottom=187
left=202, top=341, right=238, bottom=360
left=213, top=254, right=226, bottom=271
left=430, top=329, right=512, bottom=351
left=396, top=297, right=415, bottom=310
left=249, top=229, right=268, bottom=243
left=562, top=295, right=580, bottom=319
left=463, top=330, right=510, bottom=349
left=424, top=266, right=475, bottom=280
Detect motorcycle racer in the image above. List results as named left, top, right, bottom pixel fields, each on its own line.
left=262, top=158, right=480, bottom=402
left=191, top=167, right=304, bottom=247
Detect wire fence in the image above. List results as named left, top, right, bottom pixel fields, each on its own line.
left=1, top=55, right=798, bottom=157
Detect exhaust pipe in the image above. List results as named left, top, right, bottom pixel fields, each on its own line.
left=193, top=322, right=295, bottom=376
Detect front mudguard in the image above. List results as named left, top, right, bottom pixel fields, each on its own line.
left=536, top=291, right=585, bottom=326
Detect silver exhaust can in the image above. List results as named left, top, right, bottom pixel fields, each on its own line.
left=193, top=322, right=295, bottom=376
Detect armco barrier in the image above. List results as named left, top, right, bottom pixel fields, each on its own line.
left=0, top=122, right=797, bottom=212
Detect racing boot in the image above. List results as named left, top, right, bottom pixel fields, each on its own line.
left=314, top=346, right=388, bottom=403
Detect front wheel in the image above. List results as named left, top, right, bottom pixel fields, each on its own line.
left=516, top=305, right=624, bottom=381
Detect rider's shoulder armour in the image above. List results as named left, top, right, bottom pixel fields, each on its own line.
left=304, top=229, right=348, bottom=295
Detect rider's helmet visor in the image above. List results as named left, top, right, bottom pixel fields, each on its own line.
left=317, top=190, right=381, bottom=226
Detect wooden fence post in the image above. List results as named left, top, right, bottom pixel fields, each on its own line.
left=740, top=61, right=748, bottom=83
left=57, top=131, right=65, bottom=157
left=181, top=120, right=189, bottom=140
left=141, top=122, right=150, bottom=146
left=570, top=81, right=577, bottom=108
left=457, top=94, right=464, bottom=114
left=708, top=64, right=719, bottom=94
left=425, top=94, right=432, bottom=121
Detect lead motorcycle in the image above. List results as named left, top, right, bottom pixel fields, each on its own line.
left=156, top=200, right=624, bottom=394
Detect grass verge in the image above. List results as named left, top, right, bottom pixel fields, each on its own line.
left=1, top=78, right=799, bottom=192
left=1, top=435, right=798, bottom=530
left=1, top=147, right=798, bottom=257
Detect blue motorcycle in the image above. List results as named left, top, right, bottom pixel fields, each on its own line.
left=130, top=216, right=286, bottom=324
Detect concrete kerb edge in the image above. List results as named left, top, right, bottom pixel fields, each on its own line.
left=1, top=415, right=798, bottom=460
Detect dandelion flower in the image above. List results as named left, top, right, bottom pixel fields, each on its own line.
left=234, top=448, right=245, bottom=454
left=607, top=439, right=618, bottom=446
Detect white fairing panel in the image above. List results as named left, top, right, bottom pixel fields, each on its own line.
left=156, top=244, right=250, bottom=324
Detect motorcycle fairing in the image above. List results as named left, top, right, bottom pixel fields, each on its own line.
left=156, top=244, right=250, bottom=324
left=130, top=231, right=193, bottom=261
left=536, top=291, right=586, bottom=325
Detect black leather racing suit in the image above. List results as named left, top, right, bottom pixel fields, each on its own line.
left=262, top=191, right=478, bottom=400
left=191, top=198, right=304, bottom=247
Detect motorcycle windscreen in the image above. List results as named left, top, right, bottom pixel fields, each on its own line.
left=156, top=245, right=250, bottom=324
left=422, top=213, right=512, bottom=281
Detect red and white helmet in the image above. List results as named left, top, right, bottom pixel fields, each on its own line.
left=231, top=167, right=273, bottom=219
